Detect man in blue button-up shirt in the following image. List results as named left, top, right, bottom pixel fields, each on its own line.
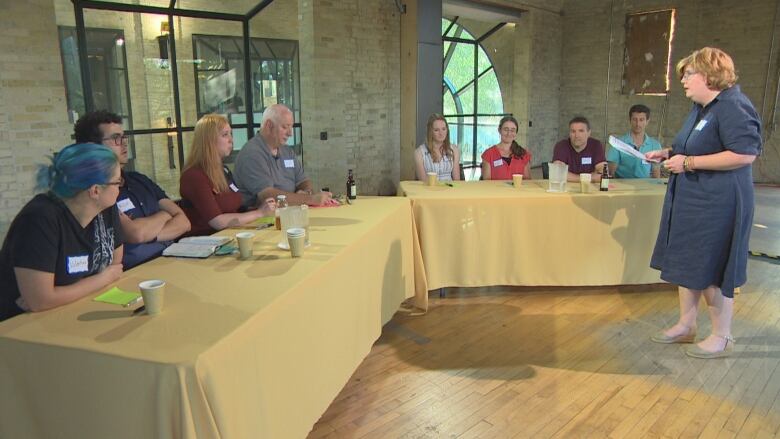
left=74, top=111, right=190, bottom=269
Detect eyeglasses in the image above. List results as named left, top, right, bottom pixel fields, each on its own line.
left=102, top=134, right=131, bottom=145
left=681, top=70, right=698, bottom=81
left=501, top=128, right=517, bottom=133
left=102, top=176, right=125, bottom=187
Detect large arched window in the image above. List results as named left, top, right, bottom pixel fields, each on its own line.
left=442, top=18, right=508, bottom=178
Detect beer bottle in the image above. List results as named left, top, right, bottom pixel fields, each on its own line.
left=346, top=169, right=357, bottom=200
left=275, top=195, right=288, bottom=230
left=600, top=165, right=610, bottom=192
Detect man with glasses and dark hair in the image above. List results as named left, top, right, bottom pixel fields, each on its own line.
left=74, top=110, right=190, bottom=269
left=607, top=104, right=662, bottom=178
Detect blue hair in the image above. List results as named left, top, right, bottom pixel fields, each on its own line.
left=35, top=143, right=119, bottom=199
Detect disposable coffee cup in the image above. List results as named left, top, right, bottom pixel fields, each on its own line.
left=236, top=232, right=255, bottom=260
left=287, top=227, right=306, bottom=258
left=426, top=172, right=437, bottom=186
left=512, top=174, right=523, bottom=188
left=579, top=173, right=592, bottom=193
left=139, top=280, right=165, bottom=316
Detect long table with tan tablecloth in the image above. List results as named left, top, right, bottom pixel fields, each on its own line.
left=401, top=179, right=666, bottom=307
left=0, top=197, right=417, bottom=439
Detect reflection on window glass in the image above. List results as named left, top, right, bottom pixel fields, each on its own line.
left=192, top=35, right=301, bottom=155
left=442, top=19, right=505, bottom=178
left=58, top=27, right=132, bottom=128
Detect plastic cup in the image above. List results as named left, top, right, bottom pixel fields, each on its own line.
left=236, top=232, right=255, bottom=260
left=287, top=228, right=306, bottom=258
left=579, top=173, right=592, bottom=193
left=426, top=172, right=437, bottom=186
left=512, top=174, right=523, bottom=188
left=139, top=280, right=165, bottom=316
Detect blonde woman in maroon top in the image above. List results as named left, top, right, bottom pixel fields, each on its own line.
left=481, top=116, right=532, bottom=180
left=180, top=114, right=275, bottom=236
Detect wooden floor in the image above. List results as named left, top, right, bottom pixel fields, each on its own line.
left=309, top=188, right=780, bottom=439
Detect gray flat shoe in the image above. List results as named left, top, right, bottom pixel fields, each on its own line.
left=650, top=328, right=696, bottom=344
left=686, top=334, right=735, bottom=359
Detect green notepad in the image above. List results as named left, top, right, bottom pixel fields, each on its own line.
left=94, top=287, right=141, bottom=306
left=255, top=216, right=275, bottom=225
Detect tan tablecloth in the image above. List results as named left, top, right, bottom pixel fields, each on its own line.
left=400, top=179, right=666, bottom=306
left=0, top=197, right=416, bottom=439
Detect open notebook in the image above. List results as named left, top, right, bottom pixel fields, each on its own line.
left=162, top=236, right=233, bottom=258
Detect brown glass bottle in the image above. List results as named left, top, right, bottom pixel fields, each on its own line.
left=346, top=169, right=357, bottom=200
left=275, top=195, right=288, bottom=229
left=600, top=165, right=610, bottom=191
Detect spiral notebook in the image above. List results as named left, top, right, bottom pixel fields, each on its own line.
left=162, top=236, right=233, bottom=258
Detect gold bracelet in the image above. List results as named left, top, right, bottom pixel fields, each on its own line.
left=683, top=156, right=695, bottom=173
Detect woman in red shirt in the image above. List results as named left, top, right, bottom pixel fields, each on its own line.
left=179, top=114, right=275, bottom=236
left=480, top=116, right=532, bottom=180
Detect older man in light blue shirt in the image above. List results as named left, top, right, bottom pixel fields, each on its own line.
left=607, top=104, right=662, bottom=178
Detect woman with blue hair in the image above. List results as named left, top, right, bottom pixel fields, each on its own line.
left=0, top=143, right=125, bottom=321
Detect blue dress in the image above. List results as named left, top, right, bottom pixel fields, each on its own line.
left=651, top=85, right=762, bottom=298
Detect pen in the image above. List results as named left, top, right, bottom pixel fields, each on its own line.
left=132, top=305, right=146, bottom=315
left=123, top=296, right=143, bottom=307
left=445, top=183, right=455, bottom=187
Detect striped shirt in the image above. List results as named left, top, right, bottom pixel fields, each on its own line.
left=417, top=144, right=454, bottom=181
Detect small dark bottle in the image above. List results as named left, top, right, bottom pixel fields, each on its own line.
left=600, top=165, right=610, bottom=192
left=346, top=169, right=357, bottom=200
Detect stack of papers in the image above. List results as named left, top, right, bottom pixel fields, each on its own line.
left=163, top=236, right=233, bottom=258
left=608, top=135, right=652, bottom=163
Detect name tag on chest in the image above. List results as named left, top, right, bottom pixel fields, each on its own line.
left=229, top=183, right=239, bottom=192
left=67, top=255, right=89, bottom=274
left=116, top=198, right=135, bottom=213
left=283, top=159, right=295, bottom=168
left=581, top=157, right=592, bottom=165
left=695, top=119, right=708, bottom=131
left=493, top=159, right=504, bottom=167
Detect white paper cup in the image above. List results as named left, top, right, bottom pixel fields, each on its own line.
left=287, top=227, right=306, bottom=258
left=236, top=232, right=255, bottom=260
left=579, top=173, right=592, bottom=193
left=426, top=172, right=437, bottom=186
left=139, top=280, right=165, bottom=316
left=512, top=174, right=523, bottom=188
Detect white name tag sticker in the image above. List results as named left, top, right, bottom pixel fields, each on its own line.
left=229, top=183, right=239, bottom=192
left=67, top=255, right=89, bottom=274
left=582, top=157, right=592, bottom=165
left=283, top=159, right=295, bottom=168
left=695, top=119, right=708, bottom=131
left=116, top=198, right=135, bottom=213
left=493, top=159, right=504, bottom=167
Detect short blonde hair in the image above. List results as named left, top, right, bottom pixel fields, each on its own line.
left=676, top=47, right=737, bottom=91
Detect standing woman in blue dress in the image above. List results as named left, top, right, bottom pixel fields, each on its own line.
left=646, top=47, right=761, bottom=358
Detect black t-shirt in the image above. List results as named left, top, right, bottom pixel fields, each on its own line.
left=0, top=193, right=124, bottom=321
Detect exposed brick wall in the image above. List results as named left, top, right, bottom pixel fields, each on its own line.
left=299, top=0, right=401, bottom=195
left=0, top=0, right=72, bottom=239
left=560, top=0, right=780, bottom=183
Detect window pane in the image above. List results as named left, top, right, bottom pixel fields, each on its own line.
left=476, top=116, right=502, bottom=158
left=443, top=42, right=475, bottom=90
left=132, top=132, right=183, bottom=197
left=184, top=18, right=245, bottom=126
left=477, top=71, right=503, bottom=114
left=443, top=90, right=457, bottom=116
left=457, top=87, right=474, bottom=114
left=477, top=46, right=492, bottom=73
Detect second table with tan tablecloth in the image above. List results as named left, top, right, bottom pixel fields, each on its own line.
left=400, top=179, right=666, bottom=307
left=0, top=197, right=416, bottom=439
